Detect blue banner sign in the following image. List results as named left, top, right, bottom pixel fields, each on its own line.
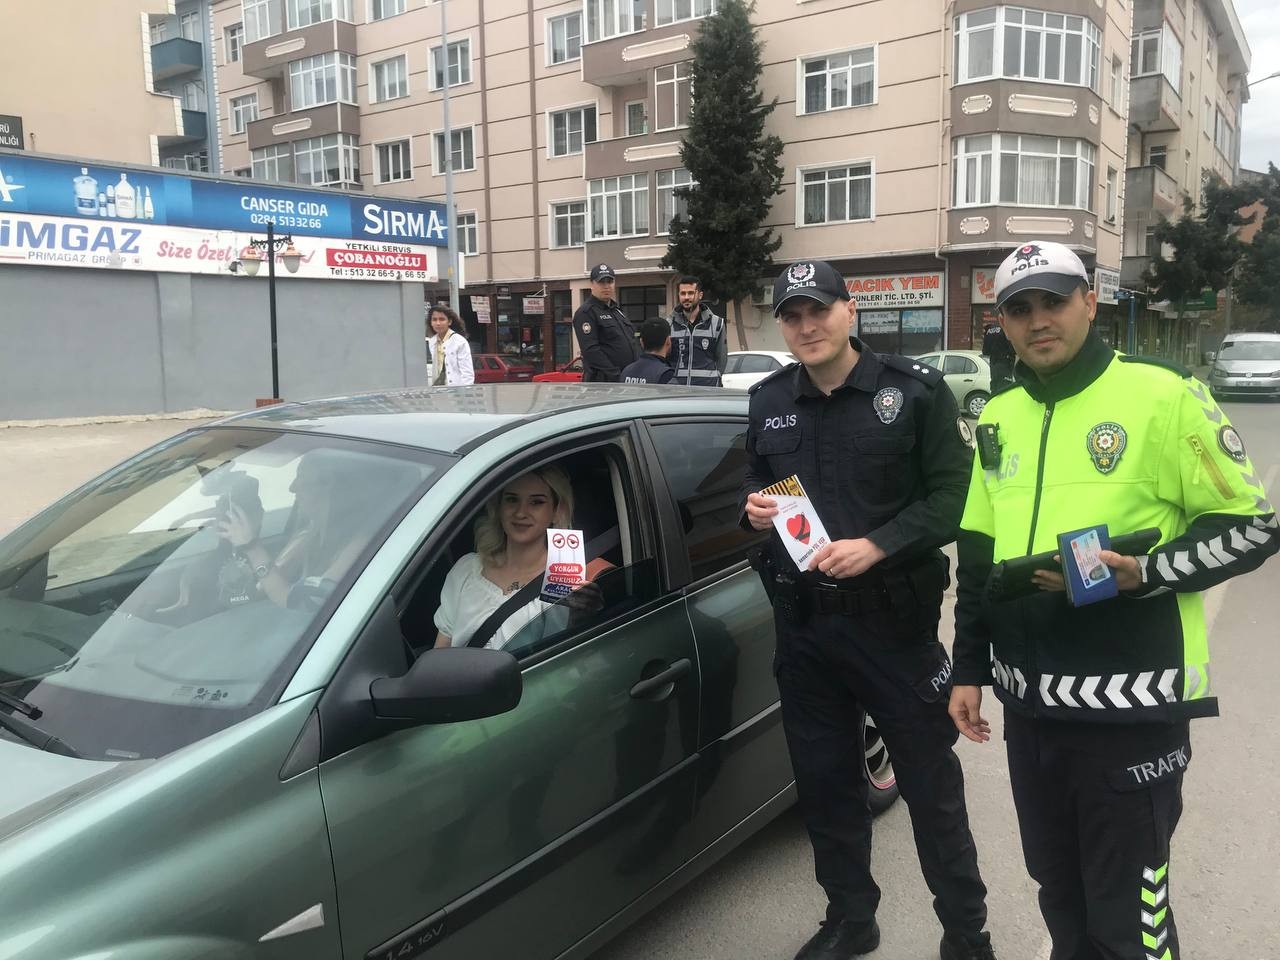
left=0, top=151, right=448, bottom=247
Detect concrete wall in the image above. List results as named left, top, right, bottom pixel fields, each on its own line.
left=0, top=266, right=427, bottom=420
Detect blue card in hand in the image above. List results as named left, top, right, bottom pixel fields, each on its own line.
left=1057, top=525, right=1119, bottom=607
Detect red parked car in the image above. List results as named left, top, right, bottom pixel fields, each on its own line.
left=531, top=357, right=584, bottom=383
left=472, top=354, right=537, bottom=383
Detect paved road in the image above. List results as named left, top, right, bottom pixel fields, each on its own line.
left=1, top=403, right=1277, bottom=959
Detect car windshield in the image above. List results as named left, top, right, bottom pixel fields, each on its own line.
left=0, top=428, right=447, bottom=761
left=1218, top=340, right=1280, bottom=361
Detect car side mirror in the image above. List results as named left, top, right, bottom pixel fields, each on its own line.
left=370, top=647, right=522, bottom=724
left=1204, top=351, right=1216, bottom=363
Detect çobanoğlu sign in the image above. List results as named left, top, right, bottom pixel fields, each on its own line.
left=0, top=152, right=444, bottom=281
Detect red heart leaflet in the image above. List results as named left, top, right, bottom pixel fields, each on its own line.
left=786, top=513, right=811, bottom=544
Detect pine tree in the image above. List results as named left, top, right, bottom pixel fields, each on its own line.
left=660, top=0, right=784, bottom=347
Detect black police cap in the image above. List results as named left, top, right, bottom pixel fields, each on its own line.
left=772, top=260, right=851, bottom=316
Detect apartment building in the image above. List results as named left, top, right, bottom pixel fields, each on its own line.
left=0, top=0, right=215, bottom=170
left=211, top=0, right=1133, bottom=369
left=1119, top=0, right=1249, bottom=360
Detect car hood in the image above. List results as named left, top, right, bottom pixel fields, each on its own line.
left=0, top=739, right=146, bottom=843
left=1217, top=359, right=1280, bottom=373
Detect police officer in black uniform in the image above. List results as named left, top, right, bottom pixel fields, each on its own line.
left=620, top=320, right=677, bottom=384
left=741, top=260, right=995, bottom=960
left=668, top=275, right=728, bottom=386
left=573, top=263, right=639, bottom=382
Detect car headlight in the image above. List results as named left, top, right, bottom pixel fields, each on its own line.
left=1211, top=365, right=1227, bottom=377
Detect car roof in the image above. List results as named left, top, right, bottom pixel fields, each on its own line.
left=210, top=384, right=740, bottom=454
left=1222, top=332, right=1280, bottom=341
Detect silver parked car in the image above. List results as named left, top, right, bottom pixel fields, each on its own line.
left=913, top=350, right=993, bottom=417
left=1208, top=332, right=1280, bottom=400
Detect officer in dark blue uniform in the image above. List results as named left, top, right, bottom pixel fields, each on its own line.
left=620, top=320, right=676, bottom=384
left=741, top=260, right=995, bottom=960
left=573, top=263, right=639, bottom=382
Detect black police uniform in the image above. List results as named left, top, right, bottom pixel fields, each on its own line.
left=669, top=303, right=727, bottom=386
left=741, top=338, right=990, bottom=947
left=981, top=325, right=1015, bottom=388
left=620, top=351, right=675, bottom=384
left=573, top=295, right=639, bottom=382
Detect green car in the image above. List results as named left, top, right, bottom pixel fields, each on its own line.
left=0, top=386, right=897, bottom=960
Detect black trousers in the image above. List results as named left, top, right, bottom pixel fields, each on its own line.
left=774, top=606, right=988, bottom=940
left=1005, top=711, right=1190, bottom=960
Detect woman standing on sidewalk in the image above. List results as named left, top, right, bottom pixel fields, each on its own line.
left=427, top=305, right=475, bottom=386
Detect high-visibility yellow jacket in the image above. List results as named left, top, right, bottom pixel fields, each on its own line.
left=954, top=333, right=1278, bottom=723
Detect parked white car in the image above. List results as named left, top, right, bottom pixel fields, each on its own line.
left=913, top=350, right=994, bottom=417
left=723, top=351, right=796, bottom=389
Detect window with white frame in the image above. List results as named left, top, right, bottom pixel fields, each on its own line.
left=231, top=93, right=259, bottom=134
left=182, top=80, right=205, bottom=111
left=150, top=20, right=170, bottom=45
left=585, top=0, right=644, bottom=43
left=251, top=142, right=293, bottom=182
left=1109, top=54, right=1123, bottom=108
left=289, top=52, right=357, bottom=109
left=180, top=11, right=201, bottom=40
left=625, top=100, right=648, bottom=136
left=244, top=0, right=282, bottom=42
left=294, top=133, right=360, bottom=186
left=287, top=0, right=352, bottom=30
left=657, top=168, right=694, bottom=234
left=1131, top=24, right=1181, bottom=92
left=430, top=39, right=471, bottom=89
left=589, top=174, right=649, bottom=238
left=226, top=23, right=244, bottom=62
left=952, top=134, right=994, bottom=206
left=371, top=55, right=409, bottom=102
left=1214, top=107, right=1232, bottom=156
left=1147, top=143, right=1167, bottom=170
left=656, top=0, right=715, bottom=27
left=802, top=47, right=875, bottom=113
left=802, top=163, right=873, bottom=225
left=433, top=128, right=476, bottom=173
left=954, top=7, right=1101, bottom=90
left=551, top=200, right=587, bottom=247
left=951, top=134, right=1096, bottom=210
left=547, top=12, right=582, bottom=64
left=655, top=62, right=692, bottom=131
left=1105, top=166, right=1117, bottom=221
left=370, top=0, right=405, bottom=20
left=549, top=105, right=597, bottom=157
left=457, top=212, right=478, bottom=255
left=375, top=139, right=412, bottom=182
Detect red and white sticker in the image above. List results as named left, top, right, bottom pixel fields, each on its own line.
left=541, top=527, right=587, bottom=602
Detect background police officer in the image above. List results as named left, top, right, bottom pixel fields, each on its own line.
left=949, top=241, right=1278, bottom=959
left=573, top=263, right=639, bottom=382
left=668, top=275, right=727, bottom=386
left=742, top=260, right=995, bottom=960
left=620, top=320, right=676, bottom=384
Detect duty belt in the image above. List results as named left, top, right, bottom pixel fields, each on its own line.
left=810, top=579, right=891, bottom=616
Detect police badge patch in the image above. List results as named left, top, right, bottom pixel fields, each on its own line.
left=873, top=387, right=904, bottom=424
left=701, top=338, right=710, bottom=349
left=581, top=322, right=591, bottom=334
left=1218, top=425, right=1247, bottom=463
left=956, top=417, right=975, bottom=448
left=1086, top=422, right=1127, bottom=474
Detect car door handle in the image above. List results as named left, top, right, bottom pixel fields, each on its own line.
left=630, top=658, right=692, bottom=701
left=962, top=378, right=974, bottom=382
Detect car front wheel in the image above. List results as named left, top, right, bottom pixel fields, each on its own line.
left=863, top=714, right=899, bottom=815
left=964, top=390, right=990, bottom=418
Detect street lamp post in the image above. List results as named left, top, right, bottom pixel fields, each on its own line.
left=235, top=220, right=301, bottom=401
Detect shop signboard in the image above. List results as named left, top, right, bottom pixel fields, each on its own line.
left=470, top=295, right=492, bottom=324
left=523, top=296, right=545, bottom=314
left=858, top=310, right=898, bottom=334
left=1094, top=267, right=1120, bottom=305
left=846, top=271, right=944, bottom=310
left=971, top=267, right=998, bottom=305
left=0, top=116, right=22, bottom=150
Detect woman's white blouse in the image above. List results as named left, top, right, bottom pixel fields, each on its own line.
left=434, top=552, right=550, bottom=649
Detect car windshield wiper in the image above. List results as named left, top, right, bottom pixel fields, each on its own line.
left=0, top=693, right=82, bottom=759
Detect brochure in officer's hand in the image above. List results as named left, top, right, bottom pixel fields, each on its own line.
left=760, top=475, right=832, bottom=571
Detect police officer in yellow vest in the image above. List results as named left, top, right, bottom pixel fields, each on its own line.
left=949, top=241, right=1278, bottom=959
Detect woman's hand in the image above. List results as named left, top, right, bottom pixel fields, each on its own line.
left=563, top=580, right=605, bottom=623
left=216, top=502, right=260, bottom=548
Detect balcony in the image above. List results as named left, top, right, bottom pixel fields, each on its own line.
left=584, top=130, right=683, bottom=180
left=582, top=21, right=694, bottom=87
left=948, top=206, right=1098, bottom=249
left=242, top=19, right=356, bottom=80
left=246, top=103, right=360, bottom=150
left=1129, top=74, right=1182, bottom=133
left=151, top=37, right=203, bottom=81
left=1125, top=165, right=1180, bottom=216
left=159, top=109, right=208, bottom=146
left=951, top=78, right=1103, bottom=142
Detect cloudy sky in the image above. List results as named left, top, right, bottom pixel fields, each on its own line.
left=1238, top=0, right=1280, bottom=172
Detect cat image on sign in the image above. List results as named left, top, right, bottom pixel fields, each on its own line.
left=759, top=475, right=832, bottom=571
